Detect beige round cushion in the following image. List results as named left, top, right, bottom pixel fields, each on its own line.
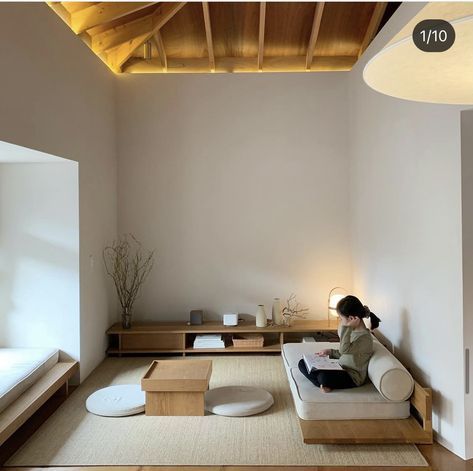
left=368, top=341, right=414, bottom=401
left=205, top=386, right=274, bottom=417
left=86, top=385, right=145, bottom=417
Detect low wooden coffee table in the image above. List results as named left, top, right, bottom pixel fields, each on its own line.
left=141, top=359, right=212, bottom=416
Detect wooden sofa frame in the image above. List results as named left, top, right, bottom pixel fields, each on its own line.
left=0, top=361, right=78, bottom=447
left=299, top=380, right=433, bottom=444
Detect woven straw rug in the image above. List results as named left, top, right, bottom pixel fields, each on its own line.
left=8, top=355, right=428, bottom=467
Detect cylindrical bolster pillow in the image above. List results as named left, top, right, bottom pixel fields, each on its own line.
left=368, top=341, right=414, bottom=401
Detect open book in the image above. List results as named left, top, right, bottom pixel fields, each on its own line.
left=303, top=353, right=343, bottom=372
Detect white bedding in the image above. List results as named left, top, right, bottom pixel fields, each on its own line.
left=0, top=348, right=59, bottom=414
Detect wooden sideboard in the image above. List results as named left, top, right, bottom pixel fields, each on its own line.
left=107, top=320, right=338, bottom=356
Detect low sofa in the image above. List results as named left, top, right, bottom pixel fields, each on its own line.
left=282, top=336, right=433, bottom=444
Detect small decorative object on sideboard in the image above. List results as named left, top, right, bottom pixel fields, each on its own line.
left=223, top=313, right=239, bottom=326
left=103, top=234, right=154, bottom=329
left=272, top=298, right=283, bottom=325
left=282, top=293, right=309, bottom=326
left=189, top=310, right=204, bottom=325
left=255, top=305, right=267, bottom=327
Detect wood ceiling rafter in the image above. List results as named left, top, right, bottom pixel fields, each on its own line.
left=202, top=2, right=216, bottom=72
left=306, top=2, right=325, bottom=70
left=258, top=2, right=266, bottom=72
left=106, top=2, right=186, bottom=72
left=47, top=2, right=396, bottom=74
left=358, top=2, right=388, bottom=58
left=153, top=30, right=167, bottom=71
left=70, top=2, right=155, bottom=34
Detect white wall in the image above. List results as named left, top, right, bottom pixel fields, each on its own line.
left=0, top=3, right=117, bottom=380
left=116, top=73, right=351, bottom=321
left=461, top=109, right=473, bottom=459
left=348, top=3, right=468, bottom=458
left=0, top=162, right=79, bottom=362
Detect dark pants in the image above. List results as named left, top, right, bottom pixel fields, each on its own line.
left=298, top=359, right=356, bottom=390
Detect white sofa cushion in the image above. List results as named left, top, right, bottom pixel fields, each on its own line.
left=282, top=342, right=410, bottom=420
left=368, top=339, right=414, bottom=401
left=0, top=348, right=59, bottom=414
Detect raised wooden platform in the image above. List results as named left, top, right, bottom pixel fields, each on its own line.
left=300, top=382, right=433, bottom=445
left=0, top=361, right=79, bottom=446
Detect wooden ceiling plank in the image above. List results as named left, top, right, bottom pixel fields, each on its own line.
left=358, top=2, right=388, bottom=58
left=61, top=2, right=96, bottom=15
left=154, top=30, right=168, bottom=71
left=107, top=2, right=186, bottom=73
left=71, top=2, right=155, bottom=34
left=306, top=2, right=325, bottom=71
left=92, top=14, right=153, bottom=53
left=47, top=2, right=72, bottom=27
left=257, top=2, right=266, bottom=71
left=202, top=2, right=215, bottom=72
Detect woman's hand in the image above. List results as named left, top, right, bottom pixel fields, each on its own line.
left=346, top=316, right=361, bottom=328
left=340, top=315, right=361, bottom=328
left=316, top=349, right=331, bottom=357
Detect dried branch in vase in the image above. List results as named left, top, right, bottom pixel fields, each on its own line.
left=282, top=293, right=309, bottom=326
left=103, top=234, right=154, bottom=329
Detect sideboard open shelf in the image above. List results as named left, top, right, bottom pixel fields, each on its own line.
left=106, top=320, right=338, bottom=356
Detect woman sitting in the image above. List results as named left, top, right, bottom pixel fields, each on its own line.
left=298, top=295, right=381, bottom=393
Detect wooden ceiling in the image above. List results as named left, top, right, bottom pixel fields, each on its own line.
left=48, top=2, right=393, bottom=74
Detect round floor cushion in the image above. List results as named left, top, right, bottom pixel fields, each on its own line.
left=205, top=386, right=274, bottom=417
left=86, top=384, right=145, bottom=417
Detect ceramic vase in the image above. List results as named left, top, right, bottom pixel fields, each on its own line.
left=122, top=307, right=132, bottom=329
left=272, top=298, right=283, bottom=325
left=256, top=305, right=267, bottom=328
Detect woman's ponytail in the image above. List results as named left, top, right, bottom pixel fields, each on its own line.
left=364, top=305, right=381, bottom=330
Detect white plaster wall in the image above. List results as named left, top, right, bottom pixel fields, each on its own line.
left=116, top=73, right=352, bottom=321
left=0, top=163, right=79, bottom=362
left=0, top=3, right=117, bottom=380
left=348, top=2, right=467, bottom=458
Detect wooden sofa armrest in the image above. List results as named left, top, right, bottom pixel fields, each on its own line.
left=410, top=381, right=433, bottom=442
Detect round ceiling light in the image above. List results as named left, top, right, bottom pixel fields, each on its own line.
left=363, top=4, right=473, bottom=105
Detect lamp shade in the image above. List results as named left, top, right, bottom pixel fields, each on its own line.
left=327, top=287, right=347, bottom=320
left=328, top=293, right=345, bottom=311
left=363, top=3, right=473, bottom=105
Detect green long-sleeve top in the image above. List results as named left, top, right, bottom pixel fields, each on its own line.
left=330, top=325, right=373, bottom=386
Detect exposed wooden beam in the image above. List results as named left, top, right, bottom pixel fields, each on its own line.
left=202, top=2, right=215, bottom=72
left=124, top=55, right=357, bottom=74
left=61, top=2, right=96, bottom=14
left=154, top=30, right=167, bottom=71
left=47, top=2, right=71, bottom=28
left=257, top=2, right=266, bottom=71
left=105, top=2, right=186, bottom=73
left=92, top=13, right=153, bottom=53
left=70, top=2, right=154, bottom=34
left=305, top=2, right=325, bottom=71
left=358, top=2, right=388, bottom=58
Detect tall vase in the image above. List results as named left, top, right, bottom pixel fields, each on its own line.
left=272, top=298, right=282, bottom=325
left=256, top=305, right=267, bottom=328
left=122, top=307, right=132, bottom=329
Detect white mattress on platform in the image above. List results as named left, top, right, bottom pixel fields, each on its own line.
left=0, top=348, right=59, bottom=414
